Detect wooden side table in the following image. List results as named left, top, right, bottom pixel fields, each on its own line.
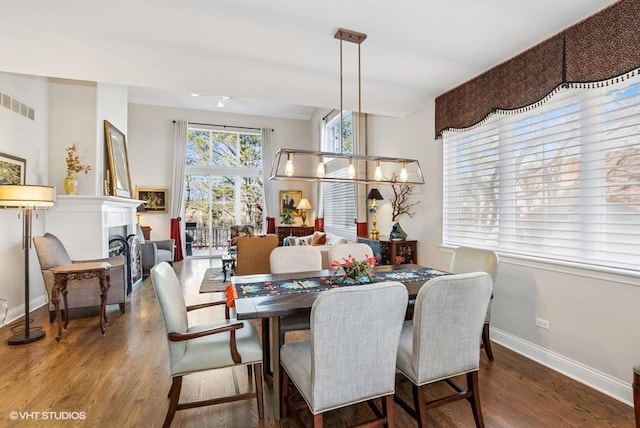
left=50, top=262, right=111, bottom=342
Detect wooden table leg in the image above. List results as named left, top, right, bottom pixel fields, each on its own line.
left=98, top=271, right=111, bottom=335
left=262, top=319, right=272, bottom=380
left=271, top=317, right=282, bottom=420
left=52, top=274, right=66, bottom=342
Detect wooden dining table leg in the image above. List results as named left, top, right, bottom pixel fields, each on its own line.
left=262, top=318, right=272, bottom=379
left=271, top=316, right=282, bottom=420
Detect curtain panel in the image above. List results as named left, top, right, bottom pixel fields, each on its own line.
left=435, top=0, right=640, bottom=138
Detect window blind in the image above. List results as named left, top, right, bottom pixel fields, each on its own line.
left=443, top=74, right=640, bottom=272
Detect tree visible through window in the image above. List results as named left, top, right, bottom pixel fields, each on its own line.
left=184, top=127, right=263, bottom=255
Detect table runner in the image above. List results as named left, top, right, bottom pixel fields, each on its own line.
left=226, top=266, right=449, bottom=305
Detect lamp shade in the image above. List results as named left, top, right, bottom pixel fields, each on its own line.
left=0, top=185, right=56, bottom=208
left=367, top=188, right=383, bottom=201
left=296, top=198, right=312, bottom=210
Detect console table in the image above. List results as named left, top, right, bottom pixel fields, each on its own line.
left=357, top=238, right=417, bottom=265
left=275, top=225, right=314, bottom=245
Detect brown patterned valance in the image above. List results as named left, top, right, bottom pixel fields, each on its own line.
left=435, top=0, right=640, bottom=138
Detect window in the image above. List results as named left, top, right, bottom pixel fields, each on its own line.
left=443, top=75, right=640, bottom=272
left=184, top=126, right=263, bottom=255
left=322, top=111, right=356, bottom=235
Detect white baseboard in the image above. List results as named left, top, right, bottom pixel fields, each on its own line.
left=491, top=327, right=633, bottom=406
left=2, top=295, right=48, bottom=328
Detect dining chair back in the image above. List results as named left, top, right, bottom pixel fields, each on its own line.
left=327, top=243, right=374, bottom=265
left=151, top=262, right=264, bottom=427
left=450, top=246, right=499, bottom=360
left=395, top=272, right=493, bottom=428
left=269, top=245, right=322, bottom=274
left=280, top=281, right=408, bottom=427
left=235, top=234, right=278, bottom=276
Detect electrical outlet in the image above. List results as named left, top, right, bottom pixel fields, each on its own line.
left=535, top=317, right=550, bottom=330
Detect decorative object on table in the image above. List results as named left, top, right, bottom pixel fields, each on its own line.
left=136, top=187, right=167, bottom=213
left=0, top=152, right=26, bottom=185
left=280, top=211, right=294, bottom=225
left=279, top=190, right=302, bottom=217
left=296, top=198, right=312, bottom=227
left=389, top=222, right=408, bottom=240
left=367, top=188, right=384, bottom=239
left=0, top=184, right=56, bottom=344
left=330, top=254, right=376, bottom=285
left=391, top=175, right=420, bottom=221
left=104, top=120, right=133, bottom=198
left=136, top=201, right=146, bottom=224
left=63, top=144, right=91, bottom=195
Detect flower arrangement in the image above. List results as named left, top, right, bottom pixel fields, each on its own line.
left=65, top=144, right=91, bottom=176
left=330, top=254, right=377, bottom=284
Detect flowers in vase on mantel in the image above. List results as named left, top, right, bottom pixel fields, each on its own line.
left=64, top=144, right=91, bottom=194
left=330, top=254, right=377, bottom=284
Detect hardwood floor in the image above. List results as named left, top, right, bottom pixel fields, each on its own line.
left=0, top=258, right=634, bottom=427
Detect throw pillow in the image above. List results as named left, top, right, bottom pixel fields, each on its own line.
left=296, top=238, right=308, bottom=245
left=310, top=232, right=326, bottom=245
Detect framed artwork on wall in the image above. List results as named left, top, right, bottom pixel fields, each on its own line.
left=279, top=190, right=302, bottom=217
left=104, top=120, right=133, bottom=198
left=136, top=187, right=168, bottom=213
left=0, top=152, right=26, bottom=184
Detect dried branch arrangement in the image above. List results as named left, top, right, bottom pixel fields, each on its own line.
left=391, top=174, right=421, bottom=221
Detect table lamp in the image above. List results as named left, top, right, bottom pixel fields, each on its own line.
left=296, top=198, right=312, bottom=227
left=0, top=184, right=56, bottom=345
left=367, top=188, right=384, bottom=239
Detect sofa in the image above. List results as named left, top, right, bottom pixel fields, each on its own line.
left=283, top=231, right=349, bottom=269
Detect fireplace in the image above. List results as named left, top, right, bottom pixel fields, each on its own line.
left=108, top=234, right=142, bottom=294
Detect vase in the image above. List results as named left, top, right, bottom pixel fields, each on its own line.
left=336, top=268, right=373, bottom=285
left=389, top=222, right=408, bottom=240
left=63, top=174, right=78, bottom=195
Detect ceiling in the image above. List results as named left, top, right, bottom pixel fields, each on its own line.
left=0, top=0, right=619, bottom=120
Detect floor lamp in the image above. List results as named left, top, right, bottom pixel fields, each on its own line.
left=0, top=184, right=56, bottom=345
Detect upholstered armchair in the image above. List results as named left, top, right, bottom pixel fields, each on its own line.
left=136, top=224, right=174, bottom=275
left=234, top=234, right=278, bottom=276
left=150, top=262, right=263, bottom=427
left=228, top=224, right=255, bottom=253
left=33, top=233, right=127, bottom=323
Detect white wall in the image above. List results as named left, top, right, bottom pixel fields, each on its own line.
left=127, top=103, right=314, bottom=239
left=368, top=104, right=640, bottom=405
left=0, top=72, right=51, bottom=323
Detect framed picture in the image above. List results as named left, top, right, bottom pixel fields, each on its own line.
left=280, top=190, right=302, bottom=216
left=136, top=187, right=168, bottom=213
left=0, top=152, right=26, bottom=185
left=104, top=120, right=133, bottom=198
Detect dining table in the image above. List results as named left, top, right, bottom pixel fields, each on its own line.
left=230, top=263, right=450, bottom=420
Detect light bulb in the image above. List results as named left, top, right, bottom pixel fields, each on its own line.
left=285, top=153, right=294, bottom=176
left=316, top=155, right=325, bottom=178
left=347, top=158, right=355, bottom=179
left=374, top=160, right=382, bottom=181
left=400, top=161, right=408, bottom=182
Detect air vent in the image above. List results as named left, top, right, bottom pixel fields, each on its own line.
left=0, top=91, right=35, bottom=120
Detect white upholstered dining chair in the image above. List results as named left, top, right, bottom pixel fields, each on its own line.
left=395, top=272, right=493, bottom=428
left=281, top=281, right=408, bottom=427
left=150, top=262, right=264, bottom=427
left=449, top=246, right=499, bottom=360
left=269, top=245, right=323, bottom=350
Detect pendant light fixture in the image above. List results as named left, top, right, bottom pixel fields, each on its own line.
left=270, top=28, right=424, bottom=186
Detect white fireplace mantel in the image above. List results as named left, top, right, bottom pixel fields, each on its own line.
left=45, top=195, right=144, bottom=260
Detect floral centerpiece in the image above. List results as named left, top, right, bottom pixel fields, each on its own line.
left=330, top=254, right=377, bottom=285
left=64, top=144, right=91, bottom=194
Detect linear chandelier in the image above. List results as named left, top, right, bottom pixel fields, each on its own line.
left=270, top=148, right=424, bottom=185
left=270, top=28, right=424, bottom=186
